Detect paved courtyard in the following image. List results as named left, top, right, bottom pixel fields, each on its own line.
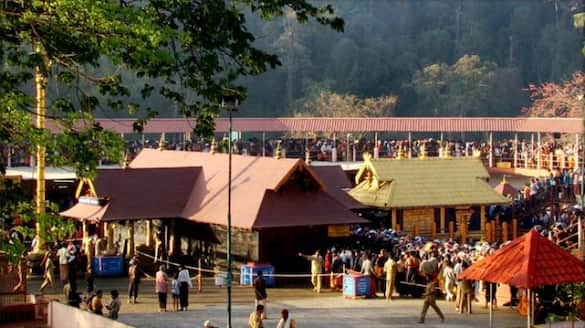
left=118, top=295, right=528, bottom=328
left=30, top=277, right=530, bottom=327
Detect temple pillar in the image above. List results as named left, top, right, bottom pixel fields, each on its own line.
left=127, top=220, right=135, bottom=258
left=513, top=133, right=518, bottom=168
left=391, top=208, right=397, bottom=230
left=408, top=132, right=412, bottom=159
left=480, top=206, right=486, bottom=236
left=105, top=222, right=114, bottom=253
left=169, top=219, right=177, bottom=256
left=488, top=131, right=493, bottom=167
left=440, top=207, right=446, bottom=234
left=537, top=132, right=541, bottom=169
left=502, top=222, right=509, bottom=241
left=145, top=220, right=153, bottom=247
left=459, top=221, right=467, bottom=244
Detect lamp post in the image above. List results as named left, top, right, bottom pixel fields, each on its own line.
left=221, top=96, right=238, bottom=328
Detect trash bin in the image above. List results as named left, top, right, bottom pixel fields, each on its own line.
left=240, top=263, right=275, bottom=287
left=343, top=273, right=371, bottom=299
left=91, top=256, right=125, bottom=276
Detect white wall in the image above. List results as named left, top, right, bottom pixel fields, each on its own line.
left=48, top=301, right=134, bottom=328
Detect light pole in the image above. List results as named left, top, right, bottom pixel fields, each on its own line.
left=221, top=96, right=238, bottom=328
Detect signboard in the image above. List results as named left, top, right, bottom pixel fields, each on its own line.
left=328, top=225, right=351, bottom=238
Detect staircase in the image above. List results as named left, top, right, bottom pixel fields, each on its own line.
left=555, top=218, right=585, bottom=260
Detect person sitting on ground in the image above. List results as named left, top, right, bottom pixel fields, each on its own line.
left=203, top=320, right=217, bottom=328
left=91, top=290, right=104, bottom=315
left=248, top=304, right=264, bottom=328
left=276, top=308, right=297, bottom=328
left=105, top=289, right=121, bottom=320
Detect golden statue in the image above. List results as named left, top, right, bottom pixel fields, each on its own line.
left=210, top=138, right=217, bottom=155
left=274, top=141, right=282, bottom=159
left=158, top=134, right=166, bottom=151
left=418, top=143, right=427, bottom=160
left=443, top=144, right=451, bottom=159
left=396, top=143, right=403, bottom=160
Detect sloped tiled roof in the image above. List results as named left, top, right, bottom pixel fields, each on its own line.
left=253, top=189, right=368, bottom=229
left=311, top=165, right=366, bottom=209
left=96, top=167, right=201, bottom=220
left=459, top=230, right=585, bottom=288
left=494, top=181, right=518, bottom=198
left=129, top=149, right=362, bottom=229
left=60, top=203, right=109, bottom=222
left=348, top=158, right=510, bottom=208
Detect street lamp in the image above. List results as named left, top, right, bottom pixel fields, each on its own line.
left=221, top=95, right=238, bottom=328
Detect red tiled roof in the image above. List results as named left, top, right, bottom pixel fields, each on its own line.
left=253, top=189, right=368, bottom=229
left=459, top=230, right=585, bottom=288
left=311, top=165, right=366, bottom=209
left=493, top=182, right=518, bottom=198
left=60, top=203, right=109, bottom=222
left=95, top=167, right=202, bottom=220
left=79, top=117, right=583, bottom=134
left=129, top=149, right=363, bottom=229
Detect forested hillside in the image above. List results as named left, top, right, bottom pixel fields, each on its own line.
left=241, top=0, right=584, bottom=118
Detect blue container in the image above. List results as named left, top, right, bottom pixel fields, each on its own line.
left=239, top=263, right=275, bottom=287
left=92, top=256, right=125, bottom=276
left=343, top=274, right=370, bottom=298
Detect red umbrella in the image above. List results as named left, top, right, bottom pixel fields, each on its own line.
left=459, top=230, right=585, bottom=328
left=459, top=230, right=585, bottom=287
left=493, top=176, right=518, bottom=198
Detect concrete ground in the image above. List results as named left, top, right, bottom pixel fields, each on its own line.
left=28, top=276, right=534, bottom=328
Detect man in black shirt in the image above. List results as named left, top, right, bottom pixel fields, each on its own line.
left=253, top=271, right=268, bottom=320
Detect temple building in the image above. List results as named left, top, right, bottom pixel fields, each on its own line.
left=348, top=154, right=510, bottom=240
left=62, top=148, right=366, bottom=273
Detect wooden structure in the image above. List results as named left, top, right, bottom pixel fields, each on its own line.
left=348, top=154, right=510, bottom=239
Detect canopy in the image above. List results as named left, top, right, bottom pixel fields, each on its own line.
left=60, top=203, right=108, bottom=222
left=459, top=230, right=585, bottom=288
left=493, top=176, right=518, bottom=198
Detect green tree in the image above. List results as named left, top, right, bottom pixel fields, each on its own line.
left=0, top=0, right=343, bottom=258
left=411, top=55, right=497, bottom=117
left=295, top=90, right=397, bottom=117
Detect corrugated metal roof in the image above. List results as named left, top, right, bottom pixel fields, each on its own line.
left=85, top=117, right=582, bottom=134
left=348, top=158, right=510, bottom=208
left=459, top=230, right=585, bottom=288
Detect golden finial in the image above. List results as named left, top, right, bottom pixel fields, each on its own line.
left=158, top=134, right=166, bottom=151
left=418, top=144, right=427, bottom=160
left=121, top=151, right=130, bottom=169
left=210, top=138, right=216, bottom=155
left=363, top=152, right=372, bottom=163
left=305, top=147, right=311, bottom=165
left=444, top=144, right=451, bottom=159
left=472, top=149, right=482, bottom=158
left=396, top=143, right=403, bottom=160
left=274, top=141, right=282, bottom=159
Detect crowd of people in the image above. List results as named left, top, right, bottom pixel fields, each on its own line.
left=121, top=135, right=581, bottom=170
left=2, top=134, right=582, bottom=170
